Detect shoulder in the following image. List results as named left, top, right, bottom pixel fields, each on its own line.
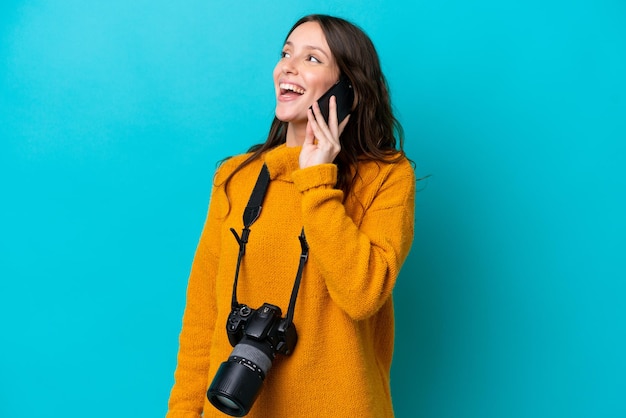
left=213, top=152, right=257, bottom=186
left=342, top=154, right=415, bottom=218
left=356, top=154, right=415, bottom=187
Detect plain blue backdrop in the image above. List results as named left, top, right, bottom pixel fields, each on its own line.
left=1, top=1, right=625, bottom=417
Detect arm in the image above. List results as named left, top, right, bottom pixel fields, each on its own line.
left=166, top=182, right=225, bottom=418
left=292, top=159, right=415, bottom=320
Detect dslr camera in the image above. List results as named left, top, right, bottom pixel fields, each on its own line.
left=207, top=302, right=297, bottom=417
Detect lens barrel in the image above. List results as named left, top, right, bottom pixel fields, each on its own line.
left=208, top=359, right=263, bottom=416
left=207, top=338, right=275, bottom=416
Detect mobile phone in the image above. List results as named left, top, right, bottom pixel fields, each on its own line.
left=310, top=75, right=354, bottom=124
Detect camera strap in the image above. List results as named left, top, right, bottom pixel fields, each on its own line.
left=229, top=163, right=309, bottom=328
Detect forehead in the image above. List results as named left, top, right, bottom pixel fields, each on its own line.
left=285, top=21, right=329, bottom=50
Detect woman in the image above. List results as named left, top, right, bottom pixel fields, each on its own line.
left=167, top=14, right=415, bottom=418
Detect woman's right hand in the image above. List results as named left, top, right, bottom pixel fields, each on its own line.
left=299, top=96, right=350, bottom=169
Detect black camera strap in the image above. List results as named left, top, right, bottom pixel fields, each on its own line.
left=229, top=163, right=309, bottom=328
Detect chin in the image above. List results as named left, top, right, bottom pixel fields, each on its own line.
left=275, top=109, right=306, bottom=124
left=274, top=110, right=289, bottom=122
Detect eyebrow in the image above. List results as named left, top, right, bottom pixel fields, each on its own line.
left=283, top=41, right=331, bottom=59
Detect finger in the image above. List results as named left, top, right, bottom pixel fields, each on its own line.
left=311, top=100, right=336, bottom=148
left=309, top=103, right=331, bottom=145
left=338, top=114, right=350, bottom=136
left=304, top=109, right=317, bottom=145
left=328, top=95, right=338, bottom=133
left=311, top=101, right=328, bottom=129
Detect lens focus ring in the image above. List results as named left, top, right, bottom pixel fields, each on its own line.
left=230, top=342, right=273, bottom=377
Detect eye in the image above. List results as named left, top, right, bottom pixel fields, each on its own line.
left=281, top=51, right=291, bottom=59
left=307, top=55, right=321, bottom=63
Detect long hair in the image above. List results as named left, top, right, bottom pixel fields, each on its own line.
left=221, top=14, right=406, bottom=198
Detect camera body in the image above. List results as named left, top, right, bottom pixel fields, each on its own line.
left=208, top=303, right=298, bottom=416
left=227, top=302, right=297, bottom=355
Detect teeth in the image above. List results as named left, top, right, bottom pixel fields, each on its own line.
left=279, top=83, right=305, bottom=94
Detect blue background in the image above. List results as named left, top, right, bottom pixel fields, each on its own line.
left=1, top=1, right=625, bottom=417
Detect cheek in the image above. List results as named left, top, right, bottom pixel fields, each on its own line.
left=315, top=75, right=339, bottom=96
left=317, top=68, right=340, bottom=92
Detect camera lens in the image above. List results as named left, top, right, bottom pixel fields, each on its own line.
left=207, top=337, right=275, bottom=417
left=213, top=395, right=239, bottom=410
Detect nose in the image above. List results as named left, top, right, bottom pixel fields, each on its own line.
left=281, top=57, right=298, bottom=75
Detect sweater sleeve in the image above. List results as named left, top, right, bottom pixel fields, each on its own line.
left=166, top=181, right=224, bottom=418
left=292, top=158, right=415, bottom=320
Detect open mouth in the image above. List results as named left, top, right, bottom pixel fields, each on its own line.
left=279, top=82, right=305, bottom=96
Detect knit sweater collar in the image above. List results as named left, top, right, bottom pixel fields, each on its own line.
left=263, top=144, right=302, bottom=182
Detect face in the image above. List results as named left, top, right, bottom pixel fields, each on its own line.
left=273, top=21, right=340, bottom=124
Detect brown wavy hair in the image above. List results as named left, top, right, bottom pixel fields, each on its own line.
left=222, top=14, right=407, bottom=198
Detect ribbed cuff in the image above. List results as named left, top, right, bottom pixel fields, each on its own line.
left=291, top=164, right=338, bottom=192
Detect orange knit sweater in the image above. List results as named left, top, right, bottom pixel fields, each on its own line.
left=167, top=144, right=415, bottom=418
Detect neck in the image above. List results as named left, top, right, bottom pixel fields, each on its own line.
left=285, top=121, right=306, bottom=147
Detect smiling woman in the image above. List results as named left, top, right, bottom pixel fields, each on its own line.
left=166, top=14, right=415, bottom=418
left=273, top=21, right=340, bottom=134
